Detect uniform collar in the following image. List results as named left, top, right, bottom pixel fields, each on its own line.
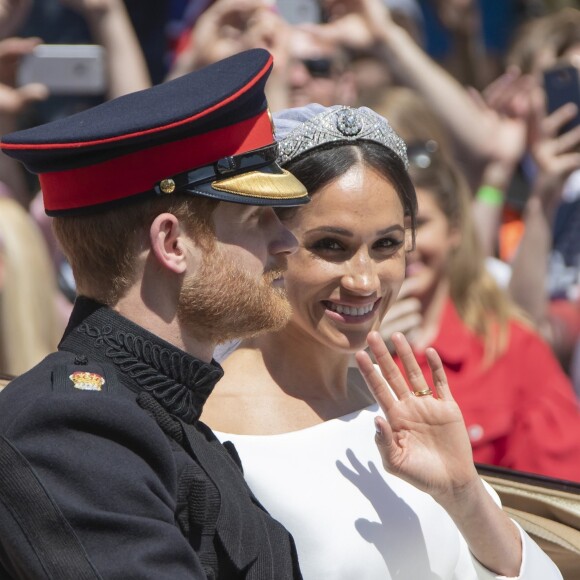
left=59, top=296, right=224, bottom=423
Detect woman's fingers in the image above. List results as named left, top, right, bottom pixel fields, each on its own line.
left=364, top=331, right=417, bottom=400
left=425, top=347, right=452, bottom=400
left=354, top=348, right=397, bottom=412
left=361, top=332, right=450, bottom=408
left=388, top=332, right=432, bottom=395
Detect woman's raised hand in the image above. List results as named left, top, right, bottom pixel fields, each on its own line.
left=355, top=331, right=479, bottom=504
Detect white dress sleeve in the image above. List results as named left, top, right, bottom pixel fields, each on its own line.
left=467, top=523, right=562, bottom=579
left=453, top=482, right=563, bottom=579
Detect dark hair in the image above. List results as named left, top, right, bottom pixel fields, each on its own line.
left=282, top=141, right=417, bottom=234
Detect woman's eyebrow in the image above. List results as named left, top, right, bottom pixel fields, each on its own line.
left=304, top=225, right=405, bottom=236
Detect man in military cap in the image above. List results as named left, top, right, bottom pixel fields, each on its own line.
left=0, top=48, right=308, bottom=578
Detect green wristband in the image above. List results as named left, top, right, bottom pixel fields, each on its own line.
left=476, top=185, right=504, bottom=206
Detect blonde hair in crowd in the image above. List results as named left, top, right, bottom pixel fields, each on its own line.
left=377, top=88, right=529, bottom=364
left=372, top=88, right=452, bottom=153
left=0, top=198, right=63, bottom=375
left=506, top=8, right=580, bottom=75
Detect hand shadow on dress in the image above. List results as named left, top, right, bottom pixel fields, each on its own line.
left=336, top=448, right=442, bottom=579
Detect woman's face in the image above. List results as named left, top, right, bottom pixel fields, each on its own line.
left=281, top=163, right=408, bottom=352
left=404, top=187, right=460, bottom=299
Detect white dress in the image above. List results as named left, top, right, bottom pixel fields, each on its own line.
left=215, top=404, right=562, bottom=580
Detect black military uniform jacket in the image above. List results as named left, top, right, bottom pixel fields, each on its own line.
left=0, top=298, right=302, bottom=579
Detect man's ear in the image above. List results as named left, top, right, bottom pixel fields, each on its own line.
left=149, top=213, right=189, bottom=275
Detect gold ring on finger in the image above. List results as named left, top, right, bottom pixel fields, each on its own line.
left=413, top=388, right=433, bottom=397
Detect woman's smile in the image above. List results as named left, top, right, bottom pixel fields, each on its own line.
left=322, top=298, right=382, bottom=324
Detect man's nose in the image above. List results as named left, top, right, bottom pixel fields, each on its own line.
left=266, top=208, right=298, bottom=256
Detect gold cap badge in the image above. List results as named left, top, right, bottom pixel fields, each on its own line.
left=159, top=178, right=176, bottom=194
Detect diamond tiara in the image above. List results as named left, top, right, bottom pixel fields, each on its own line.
left=276, top=105, right=408, bottom=169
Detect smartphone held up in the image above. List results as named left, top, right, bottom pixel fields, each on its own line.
left=16, top=44, right=107, bottom=96
left=543, top=63, right=580, bottom=134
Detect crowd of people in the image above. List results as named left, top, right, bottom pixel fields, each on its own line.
left=0, top=0, right=579, bottom=577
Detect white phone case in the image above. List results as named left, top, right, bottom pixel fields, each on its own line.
left=17, top=44, right=107, bottom=96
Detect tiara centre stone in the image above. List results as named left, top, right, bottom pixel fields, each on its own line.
left=336, top=108, right=363, bottom=136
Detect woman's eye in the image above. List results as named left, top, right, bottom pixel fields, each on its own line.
left=374, top=237, right=404, bottom=251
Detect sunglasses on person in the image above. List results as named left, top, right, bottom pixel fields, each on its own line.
left=300, top=58, right=334, bottom=78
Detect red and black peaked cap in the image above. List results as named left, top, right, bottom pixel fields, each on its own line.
left=0, top=49, right=308, bottom=216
